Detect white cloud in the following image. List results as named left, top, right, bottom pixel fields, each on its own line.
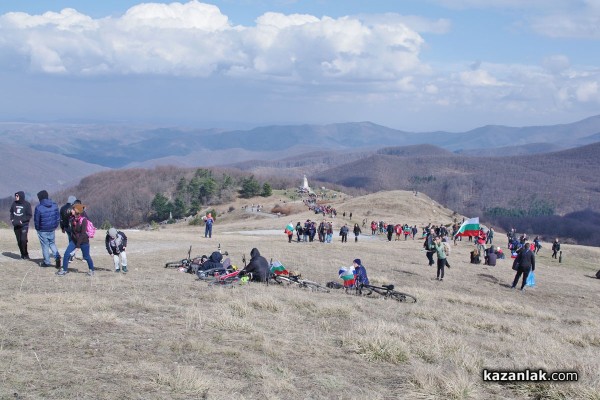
left=0, top=1, right=426, bottom=82
left=575, top=81, right=599, bottom=103
left=459, top=69, right=504, bottom=87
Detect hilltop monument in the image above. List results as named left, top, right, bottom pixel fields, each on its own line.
left=298, top=175, right=312, bottom=193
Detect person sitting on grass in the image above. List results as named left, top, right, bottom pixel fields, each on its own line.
left=353, top=259, right=369, bottom=286
left=239, top=248, right=270, bottom=282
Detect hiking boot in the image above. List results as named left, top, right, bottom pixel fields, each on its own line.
left=56, top=270, right=68, bottom=276
left=87, top=270, right=95, bottom=277
left=122, top=266, right=128, bottom=273
left=115, top=268, right=120, bottom=273
left=55, top=255, right=61, bottom=269
left=39, top=261, right=51, bottom=268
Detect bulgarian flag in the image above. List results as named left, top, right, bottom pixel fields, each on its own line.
left=284, top=222, right=294, bottom=235
left=339, top=266, right=356, bottom=287
left=454, top=217, right=480, bottom=237
left=270, top=260, right=288, bottom=276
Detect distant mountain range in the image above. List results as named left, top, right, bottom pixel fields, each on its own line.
left=1, top=114, right=599, bottom=198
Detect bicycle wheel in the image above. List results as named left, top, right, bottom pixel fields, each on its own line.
left=273, top=275, right=301, bottom=287
left=165, top=261, right=183, bottom=268
left=299, top=280, right=330, bottom=293
left=389, top=291, right=417, bottom=303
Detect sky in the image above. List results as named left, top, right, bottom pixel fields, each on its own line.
left=0, top=0, right=598, bottom=132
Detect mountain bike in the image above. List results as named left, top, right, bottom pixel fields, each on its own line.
left=164, top=245, right=194, bottom=269
left=271, top=273, right=330, bottom=293
left=350, top=283, right=417, bottom=303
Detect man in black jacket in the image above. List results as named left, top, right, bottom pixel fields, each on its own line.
left=241, top=248, right=270, bottom=282
left=511, top=243, right=535, bottom=291
left=10, top=191, right=32, bottom=259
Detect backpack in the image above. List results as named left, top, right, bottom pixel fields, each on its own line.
left=596, top=270, right=600, bottom=279
left=443, top=242, right=451, bottom=256
left=84, top=217, right=96, bottom=239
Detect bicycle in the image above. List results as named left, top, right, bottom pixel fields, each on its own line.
left=349, top=283, right=417, bottom=303
left=271, top=273, right=330, bottom=293
left=165, top=246, right=198, bottom=270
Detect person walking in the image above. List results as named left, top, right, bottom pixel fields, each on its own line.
left=10, top=191, right=32, bottom=259
left=386, top=223, right=394, bottom=242
left=33, top=190, right=61, bottom=268
left=353, top=223, right=361, bottom=242
left=57, top=203, right=95, bottom=276
left=511, top=242, right=535, bottom=291
left=105, top=227, right=128, bottom=273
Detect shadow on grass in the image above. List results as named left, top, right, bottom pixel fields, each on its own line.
left=2, top=251, right=22, bottom=259
left=478, top=273, right=513, bottom=288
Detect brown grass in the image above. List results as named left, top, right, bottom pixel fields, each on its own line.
left=1, top=190, right=599, bottom=399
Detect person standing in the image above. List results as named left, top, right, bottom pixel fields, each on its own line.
left=57, top=204, right=95, bottom=277
left=34, top=190, right=61, bottom=268
left=433, top=236, right=449, bottom=281
left=59, top=195, right=77, bottom=236
left=511, top=242, right=535, bottom=291
left=10, top=191, right=32, bottom=259
left=203, top=213, right=214, bottom=238
left=340, top=224, right=349, bottom=243
left=353, top=223, right=361, bottom=242
left=425, top=228, right=435, bottom=266
left=551, top=238, right=560, bottom=259
left=486, top=227, right=494, bottom=244
left=105, top=227, right=128, bottom=273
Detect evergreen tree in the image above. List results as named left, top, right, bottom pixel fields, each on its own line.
left=239, top=175, right=261, bottom=198
left=151, top=193, right=172, bottom=221
left=261, top=182, right=272, bottom=197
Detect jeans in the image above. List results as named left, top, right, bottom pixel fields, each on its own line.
left=437, top=258, right=446, bottom=279
left=37, top=230, right=59, bottom=265
left=62, top=241, right=94, bottom=271
left=326, top=233, right=332, bottom=243
left=205, top=224, right=212, bottom=238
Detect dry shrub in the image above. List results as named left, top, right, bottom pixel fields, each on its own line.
left=155, top=366, right=210, bottom=396
left=271, top=204, right=292, bottom=215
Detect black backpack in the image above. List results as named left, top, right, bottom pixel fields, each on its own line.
left=596, top=270, right=600, bottom=279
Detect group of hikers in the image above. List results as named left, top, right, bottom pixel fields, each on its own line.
left=9, top=190, right=128, bottom=277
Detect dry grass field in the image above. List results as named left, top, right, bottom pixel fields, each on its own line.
left=1, top=191, right=599, bottom=400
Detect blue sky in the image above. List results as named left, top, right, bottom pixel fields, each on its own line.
left=0, top=0, right=598, bottom=131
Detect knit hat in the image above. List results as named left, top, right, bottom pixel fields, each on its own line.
left=67, top=195, right=77, bottom=204
left=108, top=228, right=118, bottom=238
left=37, top=190, right=49, bottom=201
left=72, top=203, right=85, bottom=214
left=353, top=258, right=361, bottom=266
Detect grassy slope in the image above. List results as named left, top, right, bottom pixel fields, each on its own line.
left=1, top=191, right=599, bottom=400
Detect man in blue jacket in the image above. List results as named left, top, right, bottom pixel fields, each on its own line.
left=34, top=190, right=61, bottom=268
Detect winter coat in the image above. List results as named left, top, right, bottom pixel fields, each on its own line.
left=516, top=248, right=535, bottom=271
left=10, top=191, right=32, bottom=228
left=34, top=198, right=60, bottom=232
left=354, top=265, right=369, bottom=285
left=243, top=248, right=270, bottom=282
left=105, top=231, right=128, bottom=255
left=199, top=251, right=223, bottom=271
left=70, top=215, right=90, bottom=248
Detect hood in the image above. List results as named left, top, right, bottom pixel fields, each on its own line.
left=250, top=248, right=260, bottom=258
left=40, top=198, right=54, bottom=208
left=15, top=191, right=25, bottom=204
left=209, top=251, right=223, bottom=263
